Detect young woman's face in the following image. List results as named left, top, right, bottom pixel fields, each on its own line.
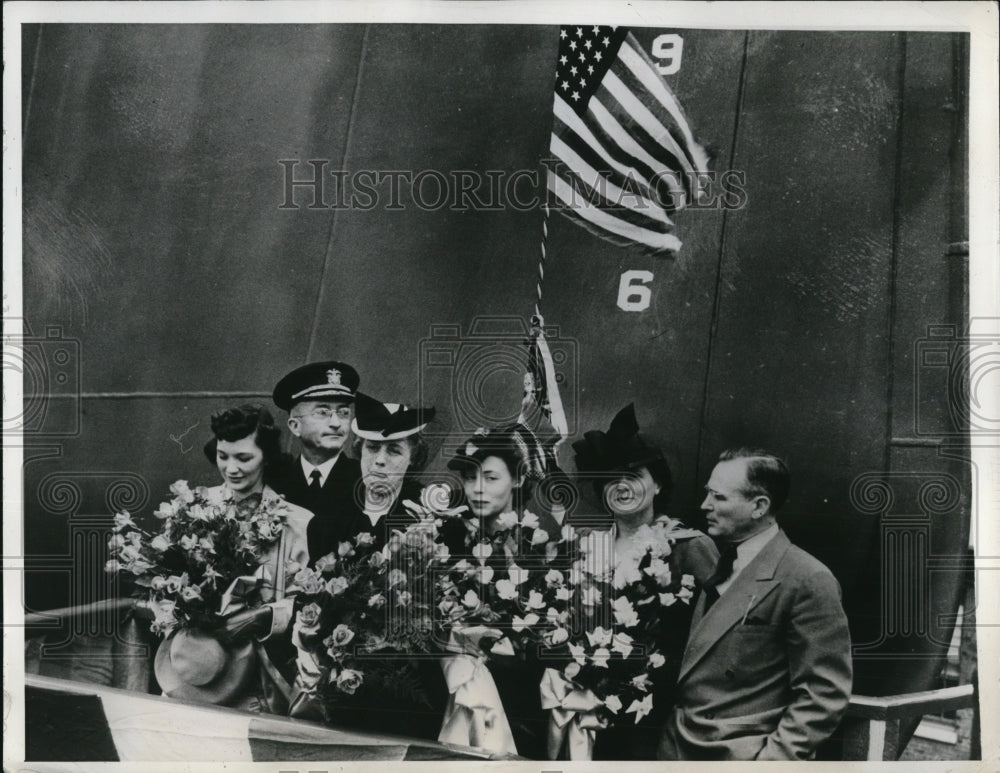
left=603, top=466, right=658, bottom=518
left=462, top=455, right=519, bottom=519
left=216, top=433, right=266, bottom=495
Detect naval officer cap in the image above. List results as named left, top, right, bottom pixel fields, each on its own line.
left=273, top=361, right=360, bottom=411
left=352, top=392, right=435, bottom=441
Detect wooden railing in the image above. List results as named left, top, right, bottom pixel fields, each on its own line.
left=839, top=684, right=977, bottom=760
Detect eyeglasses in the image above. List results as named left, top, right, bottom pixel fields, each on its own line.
left=306, top=406, right=352, bottom=421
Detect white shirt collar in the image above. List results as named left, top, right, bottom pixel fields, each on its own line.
left=299, top=454, right=339, bottom=487
left=717, top=522, right=779, bottom=595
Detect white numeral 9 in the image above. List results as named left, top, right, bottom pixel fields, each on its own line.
left=652, top=34, right=684, bottom=75
left=617, top=270, right=654, bottom=311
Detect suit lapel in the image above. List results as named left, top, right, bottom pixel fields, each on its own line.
left=677, top=530, right=791, bottom=683
left=323, top=453, right=355, bottom=491
left=288, top=455, right=310, bottom=495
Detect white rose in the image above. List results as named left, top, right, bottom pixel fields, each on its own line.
left=471, top=542, right=493, bottom=563
left=169, top=480, right=195, bottom=503
left=326, top=576, right=349, bottom=596
left=495, top=511, right=519, bottom=530
left=586, top=626, right=613, bottom=648
left=612, top=596, right=640, bottom=628
left=150, top=534, right=171, bottom=552
left=580, top=586, right=602, bottom=606
left=591, top=647, right=611, bottom=668
left=507, top=563, right=529, bottom=586
left=512, top=613, right=540, bottom=632
left=494, top=579, right=518, bottom=600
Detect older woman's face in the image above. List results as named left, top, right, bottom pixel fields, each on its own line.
left=361, top=438, right=413, bottom=489
left=462, top=455, right=518, bottom=519
left=603, top=466, right=658, bottom=518
left=217, top=433, right=265, bottom=496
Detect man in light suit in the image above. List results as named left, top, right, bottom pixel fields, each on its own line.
left=658, top=448, right=852, bottom=761
left=269, top=361, right=364, bottom=562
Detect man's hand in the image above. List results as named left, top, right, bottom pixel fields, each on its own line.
left=218, top=606, right=273, bottom=643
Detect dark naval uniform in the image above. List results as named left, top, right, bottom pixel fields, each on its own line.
left=268, top=453, right=364, bottom=563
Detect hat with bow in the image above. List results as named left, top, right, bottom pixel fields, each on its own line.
left=351, top=392, right=435, bottom=441
left=572, top=404, right=671, bottom=502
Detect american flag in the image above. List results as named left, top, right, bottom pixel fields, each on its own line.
left=546, top=26, right=709, bottom=254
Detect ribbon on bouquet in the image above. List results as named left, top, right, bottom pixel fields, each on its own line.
left=218, top=564, right=293, bottom=715
left=539, top=668, right=608, bottom=760
left=286, top=615, right=326, bottom=721
left=437, top=627, right=518, bottom=755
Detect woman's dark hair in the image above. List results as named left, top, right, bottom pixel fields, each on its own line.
left=202, top=403, right=283, bottom=469
left=448, top=424, right=549, bottom=507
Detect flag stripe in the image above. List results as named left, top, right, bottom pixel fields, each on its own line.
left=556, top=202, right=659, bottom=250
left=550, top=134, right=673, bottom=226
left=599, top=73, right=700, bottom=196
left=548, top=162, right=679, bottom=233
left=603, top=70, right=699, bottom=184
left=603, top=57, right=706, bottom=199
left=100, top=689, right=256, bottom=761
left=618, top=38, right=711, bottom=172
left=548, top=170, right=683, bottom=252
left=587, top=94, right=689, bottom=203
left=552, top=96, right=677, bottom=208
left=552, top=101, right=685, bottom=213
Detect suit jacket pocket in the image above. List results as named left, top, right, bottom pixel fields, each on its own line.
left=725, top=624, right=783, bottom=686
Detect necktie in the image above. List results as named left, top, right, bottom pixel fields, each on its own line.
left=309, top=469, right=322, bottom=493
left=702, top=542, right=739, bottom=612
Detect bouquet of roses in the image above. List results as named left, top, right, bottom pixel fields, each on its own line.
left=527, top=520, right=699, bottom=758
left=288, top=490, right=457, bottom=724
left=434, top=507, right=576, bottom=753
left=105, top=480, right=292, bottom=636
left=436, top=508, right=576, bottom=656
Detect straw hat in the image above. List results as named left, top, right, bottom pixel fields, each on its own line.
left=154, top=628, right=256, bottom=705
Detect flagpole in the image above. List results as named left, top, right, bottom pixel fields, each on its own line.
left=533, top=200, right=550, bottom=323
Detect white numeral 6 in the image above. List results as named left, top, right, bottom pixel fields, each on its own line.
left=617, top=270, right=653, bottom=311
